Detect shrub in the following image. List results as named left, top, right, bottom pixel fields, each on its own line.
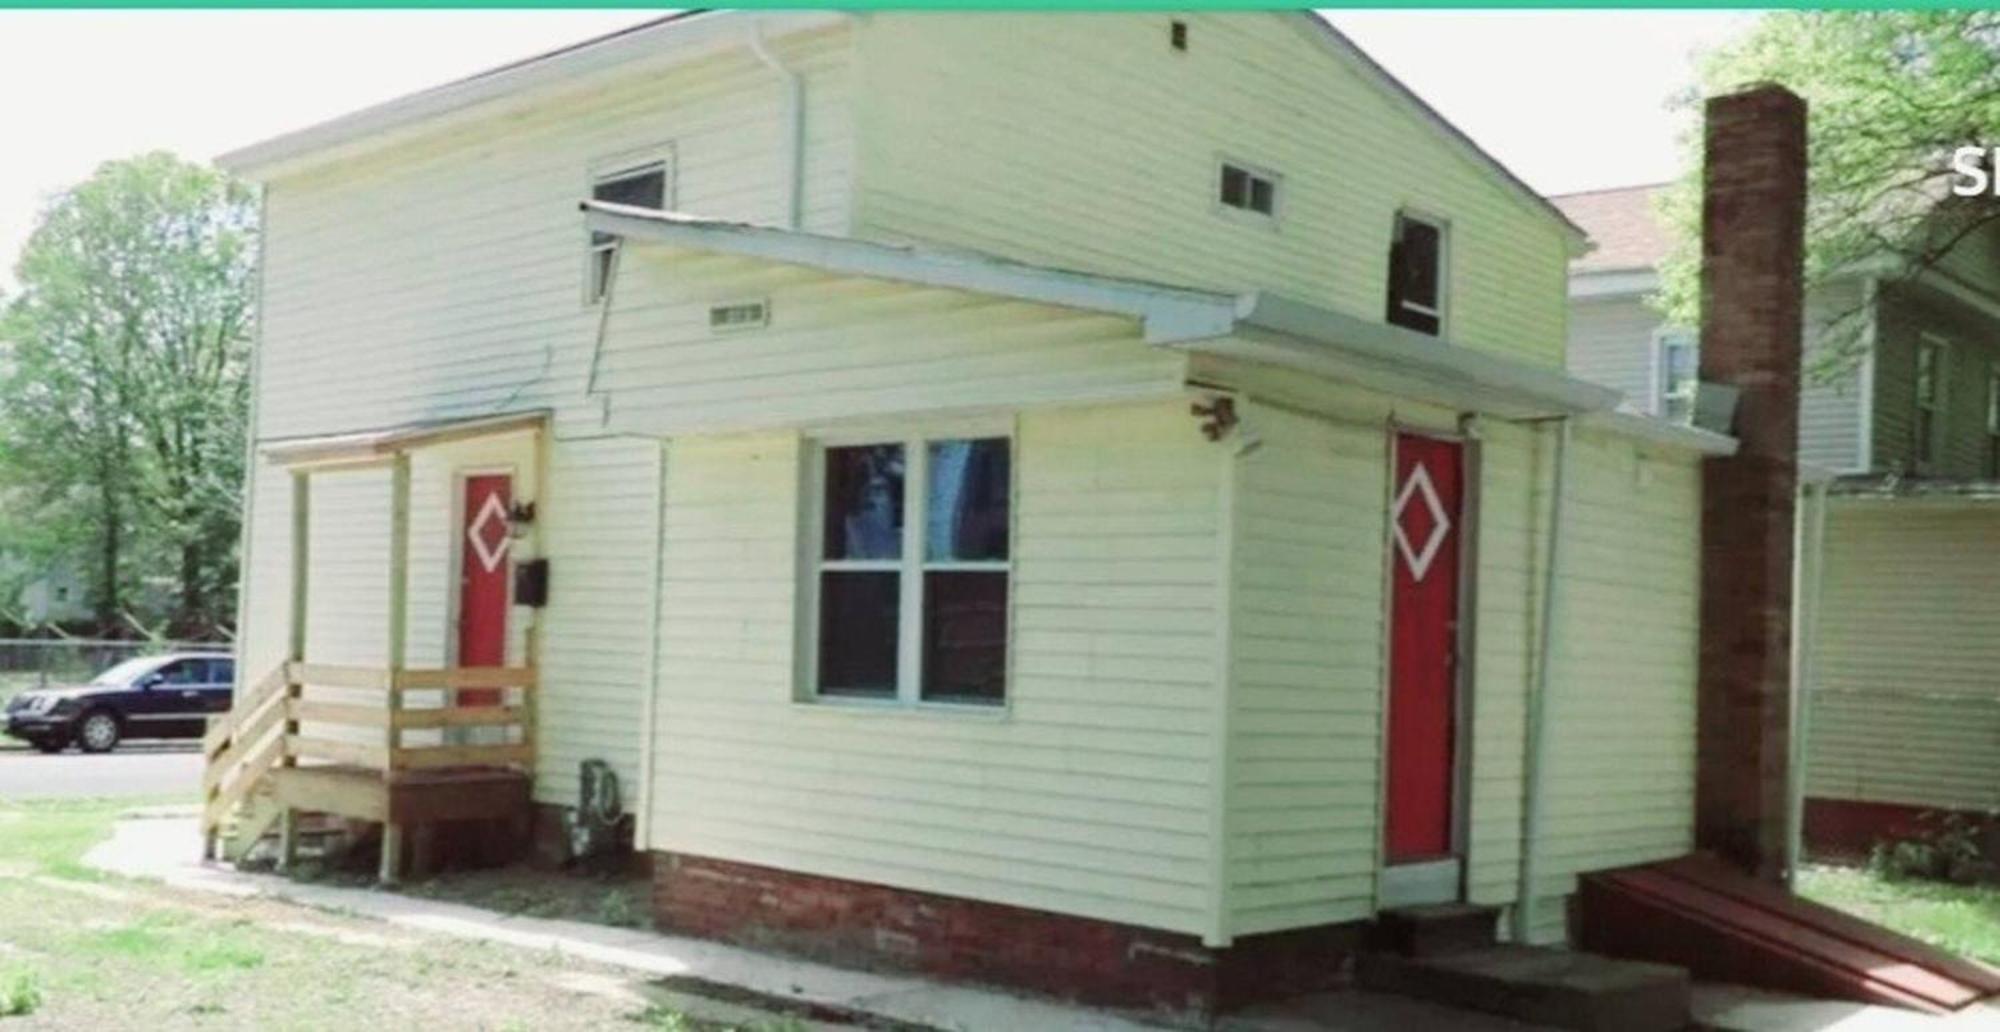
left=0, top=970, right=42, bottom=1018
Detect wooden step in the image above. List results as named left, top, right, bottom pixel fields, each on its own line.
left=1373, top=903, right=1501, bottom=958
left=1358, top=945, right=1691, bottom=1032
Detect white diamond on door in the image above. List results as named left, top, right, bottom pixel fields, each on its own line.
left=467, top=491, right=512, bottom=573
left=1393, top=462, right=1452, bottom=582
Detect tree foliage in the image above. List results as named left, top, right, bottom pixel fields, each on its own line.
left=0, top=152, right=256, bottom=637
left=1656, top=11, right=2000, bottom=380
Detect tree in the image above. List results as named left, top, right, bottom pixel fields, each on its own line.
left=1656, top=11, right=2000, bottom=379
left=0, top=153, right=256, bottom=637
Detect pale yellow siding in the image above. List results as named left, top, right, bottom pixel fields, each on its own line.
left=852, top=13, right=1573, bottom=367
left=253, top=23, right=854, bottom=442
left=1809, top=501, right=2000, bottom=812
left=647, top=401, right=1223, bottom=936
left=597, top=248, right=1187, bottom=436
left=1209, top=366, right=1698, bottom=942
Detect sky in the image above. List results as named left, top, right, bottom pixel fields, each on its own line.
left=0, top=10, right=1755, bottom=290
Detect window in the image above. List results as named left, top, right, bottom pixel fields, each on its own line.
left=1915, top=336, right=1947, bottom=469
left=1654, top=330, right=1698, bottom=423
left=1986, top=364, right=2000, bottom=478
left=588, top=160, right=668, bottom=303
left=1386, top=212, right=1445, bottom=336
left=1218, top=161, right=1278, bottom=217
left=811, top=435, right=1011, bottom=706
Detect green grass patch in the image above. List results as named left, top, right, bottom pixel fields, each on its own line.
left=0, top=796, right=178, bottom=880
left=0, top=970, right=42, bottom=1017
left=1798, top=864, right=2000, bottom=964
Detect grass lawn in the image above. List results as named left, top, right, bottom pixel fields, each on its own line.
left=1797, top=863, right=2000, bottom=965
left=0, top=797, right=822, bottom=1030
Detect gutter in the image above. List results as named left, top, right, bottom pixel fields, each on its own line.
left=746, top=21, right=805, bottom=231
left=1513, top=416, right=1571, bottom=942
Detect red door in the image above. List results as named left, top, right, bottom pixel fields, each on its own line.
left=458, top=474, right=513, bottom=707
left=1385, top=433, right=1463, bottom=864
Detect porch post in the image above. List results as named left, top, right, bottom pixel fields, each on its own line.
left=278, top=470, right=310, bottom=871
left=381, top=452, right=411, bottom=885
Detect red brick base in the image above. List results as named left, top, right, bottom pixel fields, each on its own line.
left=651, top=851, right=1358, bottom=1021
left=1803, top=797, right=2000, bottom=864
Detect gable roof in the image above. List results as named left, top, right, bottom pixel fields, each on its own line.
left=219, top=10, right=1584, bottom=250
left=1550, top=183, right=1673, bottom=275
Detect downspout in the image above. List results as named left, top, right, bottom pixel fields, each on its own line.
left=1205, top=403, right=1261, bottom=948
left=747, top=21, right=804, bottom=231
left=1514, top=416, right=1570, bottom=943
left=1785, top=477, right=1830, bottom=885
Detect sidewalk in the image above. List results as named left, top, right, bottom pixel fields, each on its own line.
left=87, top=811, right=1157, bottom=1032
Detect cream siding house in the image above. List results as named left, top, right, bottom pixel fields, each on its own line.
left=217, top=12, right=1725, bottom=1013
left=1554, top=184, right=2000, bottom=860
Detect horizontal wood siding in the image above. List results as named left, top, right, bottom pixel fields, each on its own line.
left=1809, top=502, right=2000, bottom=811
left=1225, top=402, right=1388, bottom=937
left=1565, top=297, right=1660, bottom=412
left=854, top=13, right=1572, bottom=367
left=535, top=437, right=661, bottom=805
left=648, top=401, right=1223, bottom=936
left=253, top=24, right=853, bottom=442
left=597, top=249, right=1187, bottom=436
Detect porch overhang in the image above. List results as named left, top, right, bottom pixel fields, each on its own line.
left=583, top=204, right=1654, bottom=433
left=259, top=410, right=549, bottom=470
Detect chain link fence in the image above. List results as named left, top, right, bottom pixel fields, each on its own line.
left=0, top=639, right=230, bottom=705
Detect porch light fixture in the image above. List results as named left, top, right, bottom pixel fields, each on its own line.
left=507, top=500, right=537, bottom=540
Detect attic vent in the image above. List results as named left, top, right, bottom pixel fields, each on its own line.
left=709, top=300, right=769, bottom=332
left=1170, top=20, right=1188, bottom=51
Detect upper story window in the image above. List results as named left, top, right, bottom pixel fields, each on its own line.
left=1915, top=335, right=1947, bottom=469
left=1386, top=212, right=1446, bottom=336
left=1218, top=160, right=1279, bottom=218
left=1654, top=329, right=1698, bottom=423
left=808, top=433, right=1012, bottom=708
left=588, top=158, right=669, bottom=304
left=1985, top=364, right=2000, bottom=477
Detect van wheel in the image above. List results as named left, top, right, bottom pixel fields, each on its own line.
left=77, top=712, right=120, bottom=754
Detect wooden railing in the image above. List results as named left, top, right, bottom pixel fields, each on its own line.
left=282, top=662, right=537, bottom=773
left=200, top=661, right=536, bottom=858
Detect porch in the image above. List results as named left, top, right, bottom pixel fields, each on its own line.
left=200, top=411, right=547, bottom=882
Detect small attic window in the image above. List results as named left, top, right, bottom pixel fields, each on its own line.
left=709, top=299, right=770, bottom=332
left=1386, top=212, right=1445, bottom=336
left=588, top=159, right=668, bottom=303
left=1218, top=161, right=1278, bottom=218
left=1170, top=20, right=1188, bottom=51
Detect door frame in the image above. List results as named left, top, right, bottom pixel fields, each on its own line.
left=1375, top=418, right=1482, bottom=909
left=445, top=465, right=520, bottom=669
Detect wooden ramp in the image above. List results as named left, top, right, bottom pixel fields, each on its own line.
left=1578, top=854, right=2000, bottom=1015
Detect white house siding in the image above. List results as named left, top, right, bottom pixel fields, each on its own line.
left=1870, top=282, right=2000, bottom=478
left=250, top=21, right=853, bottom=443
left=1562, top=286, right=1863, bottom=473
left=1210, top=369, right=1698, bottom=944
left=852, top=13, right=1574, bottom=368
left=646, top=400, right=1223, bottom=938
left=1809, top=501, right=2000, bottom=812
left=595, top=247, right=1189, bottom=436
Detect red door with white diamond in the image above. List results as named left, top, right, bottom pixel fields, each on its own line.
left=1385, top=432, right=1463, bottom=887
left=458, top=475, right=512, bottom=707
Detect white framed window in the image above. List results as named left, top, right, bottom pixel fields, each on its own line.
left=804, top=430, right=1013, bottom=707
left=1915, top=335, right=1948, bottom=469
left=1985, top=363, right=2000, bottom=478
left=1386, top=211, right=1447, bottom=336
left=1653, top=329, right=1698, bottom=422
left=1216, top=159, right=1280, bottom=219
left=586, top=151, right=672, bottom=304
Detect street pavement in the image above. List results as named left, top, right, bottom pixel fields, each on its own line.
left=0, top=740, right=202, bottom=799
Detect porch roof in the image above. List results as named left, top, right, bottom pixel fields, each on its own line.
left=583, top=203, right=1639, bottom=427
left=259, top=410, right=548, bottom=470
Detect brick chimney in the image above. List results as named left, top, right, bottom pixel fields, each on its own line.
left=1696, top=84, right=1807, bottom=882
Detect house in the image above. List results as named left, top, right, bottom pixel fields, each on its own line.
left=206, top=12, right=1741, bottom=1019
left=1554, top=183, right=2000, bottom=861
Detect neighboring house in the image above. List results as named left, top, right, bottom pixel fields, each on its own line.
left=1554, top=184, right=2000, bottom=858
left=211, top=12, right=1731, bottom=1017
left=0, top=555, right=90, bottom=627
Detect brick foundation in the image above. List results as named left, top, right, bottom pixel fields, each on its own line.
left=651, top=851, right=1359, bottom=1021
left=1803, top=798, right=2000, bottom=865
